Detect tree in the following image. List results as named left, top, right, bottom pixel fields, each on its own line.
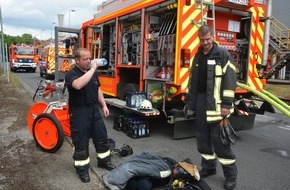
left=21, top=33, right=33, bottom=44
left=4, top=33, right=34, bottom=48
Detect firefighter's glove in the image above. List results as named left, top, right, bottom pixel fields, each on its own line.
left=114, top=144, right=133, bottom=157
left=183, top=106, right=195, bottom=118
left=219, top=117, right=238, bottom=146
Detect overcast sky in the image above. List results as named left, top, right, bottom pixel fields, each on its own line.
left=0, top=0, right=104, bottom=40
left=1, top=0, right=289, bottom=41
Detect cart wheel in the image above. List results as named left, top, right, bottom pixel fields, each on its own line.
left=32, top=113, right=64, bottom=153
left=27, top=102, right=48, bottom=135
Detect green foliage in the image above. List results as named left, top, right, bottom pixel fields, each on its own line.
left=2, top=33, right=34, bottom=48
left=21, top=33, right=34, bottom=44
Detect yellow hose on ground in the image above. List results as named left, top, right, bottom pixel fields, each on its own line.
left=237, top=82, right=290, bottom=118
left=261, top=89, right=290, bottom=111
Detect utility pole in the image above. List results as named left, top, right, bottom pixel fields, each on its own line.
left=51, top=22, right=55, bottom=43
left=37, top=29, right=44, bottom=58
left=69, top=9, right=75, bottom=27
left=0, top=5, right=5, bottom=73
left=41, top=29, right=44, bottom=50
left=33, top=35, right=37, bottom=47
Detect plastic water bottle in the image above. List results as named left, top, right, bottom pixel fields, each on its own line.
left=137, top=94, right=143, bottom=108
left=131, top=94, right=136, bottom=108
left=141, top=124, right=145, bottom=136
left=140, top=94, right=146, bottom=102
left=135, top=94, right=140, bottom=108
left=138, top=123, right=142, bottom=136
left=132, top=123, right=138, bottom=138
left=161, top=66, right=166, bottom=79
left=147, top=125, right=150, bottom=136
left=94, top=58, right=107, bottom=66
left=166, top=67, right=171, bottom=79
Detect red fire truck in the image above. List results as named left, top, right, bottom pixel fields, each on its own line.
left=9, top=44, right=37, bottom=73
left=35, top=0, right=288, bottom=140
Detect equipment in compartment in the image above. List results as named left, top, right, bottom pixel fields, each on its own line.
left=146, top=11, right=176, bottom=80
left=95, top=24, right=115, bottom=77
left=216, top=29, right=250, bottom=82
left=122, top=22, right=141, bottom=65
left=216, top=30, right=237, bottom=51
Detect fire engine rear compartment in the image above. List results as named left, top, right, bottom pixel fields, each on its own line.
left=82, top=0, right=266, bottom=139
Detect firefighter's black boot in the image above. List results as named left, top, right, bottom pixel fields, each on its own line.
left=98, top=156, right=116, bottom=171
left=75, top=164, right=90, bottom=183
left=222, top=163, right=237, bottom=190
left=79, top=172, right=90, bottom=183
left=73, top=147, right=91, bottom=183
left=96, top=139, right=116, bottom=171
left=224, top=179, right=236, bottom=190
left=200, top=157, right=217, bottom=178
left=199, top=168, right=217, bottom=178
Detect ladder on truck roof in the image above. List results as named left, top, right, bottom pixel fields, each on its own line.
left=193, top=0, right=216, bottom=37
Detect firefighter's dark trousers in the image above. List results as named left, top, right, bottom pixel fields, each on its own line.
left=195, top=93, right=238, bottom=181
left=69, top=105, right=110, bottom=175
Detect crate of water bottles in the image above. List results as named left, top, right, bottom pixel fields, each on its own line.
left=126, top=91, right=147, bottom=108
left=126, top=117, right=150, bottom=139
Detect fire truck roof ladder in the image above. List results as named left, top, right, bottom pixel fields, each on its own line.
left=194, top=0, right=216, bottom=38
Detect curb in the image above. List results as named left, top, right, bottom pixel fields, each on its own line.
left=11, top=72, right=35, bottom=98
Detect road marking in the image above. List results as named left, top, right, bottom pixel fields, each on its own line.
left=277, top=126, right=290, bottom=130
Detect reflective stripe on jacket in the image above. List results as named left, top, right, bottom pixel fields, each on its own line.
left=186, top=43, right=237, bottom=122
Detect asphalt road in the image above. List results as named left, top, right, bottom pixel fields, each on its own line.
left=12, top=69, right=290, bottom=190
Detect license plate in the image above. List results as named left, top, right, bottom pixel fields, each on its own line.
left=228, top=0, right=248, bottom=6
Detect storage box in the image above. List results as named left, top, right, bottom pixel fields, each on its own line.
left=229, top=113, right=256, bottom=131
left=126, top=117, right=150, bottom=139
left=126, top=91, right=147, bottom=108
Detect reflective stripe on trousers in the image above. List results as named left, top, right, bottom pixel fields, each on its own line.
left=75, top=157, right=90, bottom=166
left=195, top=93, right=236, bottom=167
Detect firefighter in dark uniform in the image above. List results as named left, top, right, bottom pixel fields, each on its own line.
left=65, top=48, right=115, bottom=183
left=184, top=25, right=238, bottom=190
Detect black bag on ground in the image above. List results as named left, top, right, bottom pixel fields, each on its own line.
left=167, top=159, right=211, bottom=190
left=114, top=144, right=133, bottom=157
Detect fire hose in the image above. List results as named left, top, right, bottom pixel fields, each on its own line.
left=237, top=82, right=290, bottom=118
